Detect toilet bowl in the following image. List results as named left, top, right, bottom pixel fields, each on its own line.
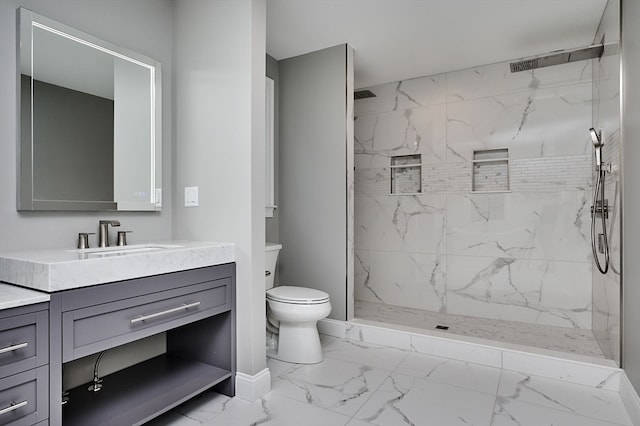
left=265, top=243, right=331, bottom=364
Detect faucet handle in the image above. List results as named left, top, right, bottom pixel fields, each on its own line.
left=116, top=231, right=132, bottom=246
left=77, top=232, right=95, bottom=249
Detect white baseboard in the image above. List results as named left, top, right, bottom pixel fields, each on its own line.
left=620, top=371, right=640, bottom=425
left=235, top=368, right=271, bottom=402
left=318, top=318, right=346, bottom=338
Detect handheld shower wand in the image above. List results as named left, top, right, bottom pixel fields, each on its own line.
left=590, top=128, right=603, bottom=168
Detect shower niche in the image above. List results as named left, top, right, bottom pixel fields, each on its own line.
left=471, top=148, right=510, bottom=193
left=390, top=154, right=422, bottom=194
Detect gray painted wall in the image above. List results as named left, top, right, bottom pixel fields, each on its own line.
left=173, top=0, right=268, bottom=387
left=278, top=44, right=351, bottom=321
left=0, top=0, right=173, bottom=251
left=622, top=0, right=640, bottom=392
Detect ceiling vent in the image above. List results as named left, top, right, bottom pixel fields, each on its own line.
left=354, top=89, right=376, bottom=100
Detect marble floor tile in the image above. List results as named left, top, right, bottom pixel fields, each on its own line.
left=267, top=356, right=296, bottom=379
left=492, top=399, right=629, bottom=426
left=395, top=352, right=502, bottom=395
left=355, top=300, right=605, bottom=358
left=150, top=336, right=632, bottom=426
left=146, top=392, right=238, bottom=425
left=215, top=392, right=352, bottom=426
left=322, top=337, right=409, bottom=371
left=345, top=418, right=379, bottom=426
left=496, top=370, right=633, bottom=425
left=271, top=357, right=391, bottom=416
left=353, top=372, right=497, bottom=426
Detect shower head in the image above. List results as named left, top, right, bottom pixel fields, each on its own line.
left=590, top=128, right=603, bottom=147
left=590, top=128, right=603, bottom=168
left=354, top=89, right=376, bottom=100
left=510, top=44, right=605, bottom=73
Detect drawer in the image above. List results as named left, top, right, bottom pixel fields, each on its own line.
left=62, top=278, right=230, bottom=361
left=0, top=366, right=48, bottom=426
left=0, top=312, right=48, bottom=379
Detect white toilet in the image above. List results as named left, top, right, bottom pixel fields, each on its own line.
left=265, top=243, right=331, bottom=364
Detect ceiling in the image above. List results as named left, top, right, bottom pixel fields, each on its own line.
left=266, top=0, right=609, bottom=89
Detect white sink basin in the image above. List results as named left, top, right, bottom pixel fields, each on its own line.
left=69, top=244, right=184, bottom=258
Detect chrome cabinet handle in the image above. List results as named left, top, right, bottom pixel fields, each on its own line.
left=130, top=302, right=201, bottom=324
left=0, top=342, right=28, bottom=354
left=0, top=400, right=27, bottom=416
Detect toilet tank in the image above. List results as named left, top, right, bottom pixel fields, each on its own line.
left=265, top=243, right=282, bottom=290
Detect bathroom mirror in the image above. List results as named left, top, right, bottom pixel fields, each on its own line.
left=17, top=8, right=162, bottom=211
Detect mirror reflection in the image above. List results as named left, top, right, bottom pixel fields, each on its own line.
left=18, top=8, right=162, bottom=211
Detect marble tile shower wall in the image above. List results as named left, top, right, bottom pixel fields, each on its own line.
left=354, top=59, right=595, bottom=330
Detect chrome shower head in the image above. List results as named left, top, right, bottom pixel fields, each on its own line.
left=590, top=128, right=603, bottom=147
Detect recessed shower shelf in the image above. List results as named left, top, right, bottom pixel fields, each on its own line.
left=471, top=148, right=510, bottom=193
left=390, top=154, right=422, bottom=194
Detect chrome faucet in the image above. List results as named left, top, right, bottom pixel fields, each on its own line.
left=98, top=220, right=120, bottom=247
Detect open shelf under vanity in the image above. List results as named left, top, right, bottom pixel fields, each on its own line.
left=63, top=354, right=231, bottom=426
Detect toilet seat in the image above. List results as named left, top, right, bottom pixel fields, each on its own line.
left=266, top=286, right=330, bottom=305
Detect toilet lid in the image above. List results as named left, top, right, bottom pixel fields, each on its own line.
left=266, top=286, right=330, bottom=304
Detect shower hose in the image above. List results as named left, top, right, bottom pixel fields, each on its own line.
left=591, top=167, right=609, bottom=274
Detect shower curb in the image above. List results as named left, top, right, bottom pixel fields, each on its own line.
left=620, top=372, right=640, bottom=425
left=318, top=318, right=622, bottom=391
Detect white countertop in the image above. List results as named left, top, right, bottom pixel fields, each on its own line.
left=0, top=241, right=235, bottom=293
left=0, top=283, right=50, bottom=310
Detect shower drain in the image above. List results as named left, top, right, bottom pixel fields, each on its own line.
left=435, top=325, right=449, bottom=331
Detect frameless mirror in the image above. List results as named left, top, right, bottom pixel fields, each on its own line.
left=17, top=8, right=162, bottom=211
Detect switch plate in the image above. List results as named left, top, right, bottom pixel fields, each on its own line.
left=184, top=186, right=199, bottom=207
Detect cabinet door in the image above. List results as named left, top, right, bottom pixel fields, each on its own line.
left=0, top=310, right=48, bottom=379
left=0, top=366, right=48, bottom=426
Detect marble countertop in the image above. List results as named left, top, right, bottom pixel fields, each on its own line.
left=0, top=240, right=235, bottom=293
left=0, top=283, right=50, bottom=310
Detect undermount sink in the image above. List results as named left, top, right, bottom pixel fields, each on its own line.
left=69, top=244, right=184, bottom=258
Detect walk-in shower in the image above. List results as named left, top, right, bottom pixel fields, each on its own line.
left=353, top=34, right=621, bottom=363
left=590, top=128, right=611, bottom=274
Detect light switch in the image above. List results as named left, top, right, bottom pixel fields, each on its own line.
left=184, top=186, right=199, bottom=207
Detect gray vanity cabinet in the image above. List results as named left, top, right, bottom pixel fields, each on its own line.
left=0, top=303, right=49, bottom=426
left=48, top=263, right=236, bottom=426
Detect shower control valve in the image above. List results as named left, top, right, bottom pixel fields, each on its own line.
left=596, top=162, right=612, bottom=174
left=590, top=199, right=609, bottom=219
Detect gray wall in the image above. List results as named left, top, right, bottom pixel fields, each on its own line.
left=622, top=0, right=640, bottom=391
left=0, top=0, right=173, bottom=251
left=278, top=45, right=351, bottom=321
left=173, top=0, right=268, bottom=390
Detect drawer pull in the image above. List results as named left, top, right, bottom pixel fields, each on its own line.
left=131, top=302, right=201, bottom=324
left=0, top=400, right=28, bottom=416
left=0, top=342, right=28, bottom=354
